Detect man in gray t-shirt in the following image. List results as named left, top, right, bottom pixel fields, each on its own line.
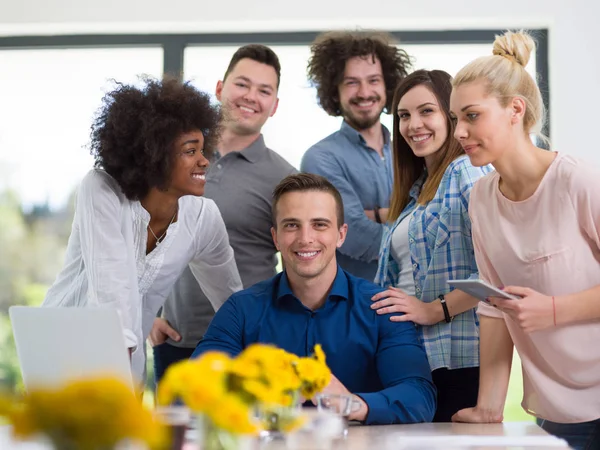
left=149, top=45, right=296, bottom=382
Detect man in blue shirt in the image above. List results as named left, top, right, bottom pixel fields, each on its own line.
left=301, top=31, right=412, bottom=280
left=192, top=173, right=436, bottom=425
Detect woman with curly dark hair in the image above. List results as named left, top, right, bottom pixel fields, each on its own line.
left=301, top=30, right=413, bottom=280
left=42, top=77, right=242, bottom=382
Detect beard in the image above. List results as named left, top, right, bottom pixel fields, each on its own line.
left=221, top=102, right=263, bottom=136
left=340, top=95, right=384, bottom=131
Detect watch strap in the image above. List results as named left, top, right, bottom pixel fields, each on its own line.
left=438, top=294, right=452, bottom=323
left=374, top=207, right=382, bottom=224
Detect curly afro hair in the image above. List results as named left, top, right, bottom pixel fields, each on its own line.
left=90, top=76, right=220, bottom=201
left=307, top=30, right=413, bottom=116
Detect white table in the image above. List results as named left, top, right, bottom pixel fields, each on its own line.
left=335, top=422, right=571, bottom=449
left=0, top=422, right=571, bottom=450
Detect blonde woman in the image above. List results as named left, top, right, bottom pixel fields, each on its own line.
left=450, top=31, right=600, bottom=449
left=373, top=69, right=491, bottom=422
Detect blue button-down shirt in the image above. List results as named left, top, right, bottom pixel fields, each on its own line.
left=301, top=121, right=393, bottom=280
left=192, top=267, right=436, bottom=425
left=375, top=156, right=493, bottom=371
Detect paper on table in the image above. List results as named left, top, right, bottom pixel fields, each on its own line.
left=388, top=434, right=569, bottom=448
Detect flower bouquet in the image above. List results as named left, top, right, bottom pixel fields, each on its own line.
left=0, top=377, right=166, bottom=450
left=157, top=343, right=331, bottom=450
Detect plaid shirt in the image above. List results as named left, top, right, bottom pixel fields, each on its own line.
left=375, top=155, right=493, bottom=371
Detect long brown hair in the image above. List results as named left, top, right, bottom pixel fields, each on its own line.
left=388, top=69, right=464, bottom=222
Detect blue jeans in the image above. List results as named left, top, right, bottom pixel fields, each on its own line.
left=152, top=342, right=195, bottom=384
left=537, top=417, right=600, bottom=450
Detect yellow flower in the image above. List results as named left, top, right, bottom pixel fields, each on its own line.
left=209, top=395, right=259, bottom=435
left=0, top=393, right=14, bottom=415
left=229, top=358, right=262, bottom=379
left=0, top=378, right=166, bottom=450
left=267, top=368, right=302, bottom=393
left=293, top=345, right=332, bottom=399
left=156, top=344, right=331, bottom=436
left=314, top=344, right=326, bottom=364
left=195, top=351, right=231, bottom=373
left=241, top=379, right=276, bottom=404
left=157, top=352, right=229, bottom=412
left=8, top=404, right=36, bottom=438
left=181, top=380, right=226, bottom=413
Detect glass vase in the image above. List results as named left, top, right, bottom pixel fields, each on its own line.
left=196, top=414, right=255, bottom=450
left=257, top=398, right=303, bottom=444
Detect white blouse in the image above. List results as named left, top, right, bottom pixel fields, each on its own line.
left=42, top=169, right=243, bottom=379
left=390, top=212, right=416, bottom=296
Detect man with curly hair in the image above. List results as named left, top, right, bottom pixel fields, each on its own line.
left=42, top=77, right=243, bottom=383
left=149, top=45, right=297, bottom=382
left=302, top=31, right=412, bottom=280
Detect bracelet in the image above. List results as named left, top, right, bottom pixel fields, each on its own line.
left=374, top=207, right=382, bottom=224
left=552, top=296, right=556, bottom=326
left=438, top=294, right=452, bottom=323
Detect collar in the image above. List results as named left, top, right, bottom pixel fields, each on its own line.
left=236, top=134, right=267, bottom=163
left=409, top=170, right=428, bottom=201
left=339, top=120, right=391, bottom=148
left=276, top=265, right=350, bottom=304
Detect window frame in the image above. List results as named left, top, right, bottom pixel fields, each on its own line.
left=0, top=29, right=550, bottom=137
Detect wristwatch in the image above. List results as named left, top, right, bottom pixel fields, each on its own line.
left=438, top=294, right=453, bottom=323
left=374, top=207, right=382, bottom=224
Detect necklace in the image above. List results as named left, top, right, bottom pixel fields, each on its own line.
left=148, top=207, right=178, bottom=245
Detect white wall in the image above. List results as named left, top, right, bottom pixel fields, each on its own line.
left=1, top=0, right=599, bottom=163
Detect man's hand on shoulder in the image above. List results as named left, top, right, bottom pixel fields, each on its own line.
left=148, top=318, right=181, bottom=347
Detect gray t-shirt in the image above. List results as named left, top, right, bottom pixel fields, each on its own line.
left=162, top=135, right=297, bottom=347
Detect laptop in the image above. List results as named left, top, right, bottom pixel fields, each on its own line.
left=9, top=306, right=134, bottom=391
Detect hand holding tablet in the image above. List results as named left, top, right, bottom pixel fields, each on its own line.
left=446, top=279, right=520, bottom=303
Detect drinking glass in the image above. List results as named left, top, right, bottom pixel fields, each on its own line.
left=315, top=393, right=361, bottom=438
left=154, top=406, right=191, bottom=450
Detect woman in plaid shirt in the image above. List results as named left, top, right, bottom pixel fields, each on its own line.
left=373, top=69, right=491, bottom=422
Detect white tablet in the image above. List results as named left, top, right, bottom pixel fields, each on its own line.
left=447, top=279, right=519, bottom=303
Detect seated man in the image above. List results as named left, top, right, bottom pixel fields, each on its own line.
left=192, top=173, right=436, bottom=424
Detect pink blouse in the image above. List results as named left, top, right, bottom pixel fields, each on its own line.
left=469, top=153, right=600, bottom=423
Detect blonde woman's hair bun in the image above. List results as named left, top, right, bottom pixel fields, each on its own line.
left=492, top=30, right=535, bottom=67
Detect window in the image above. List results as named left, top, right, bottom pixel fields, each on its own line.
left=0, top=47, right=162, bottom=391
left=0, top=47, right=163, bottom=210
left=0, top=33, right=547, bottom=414
left=185, top=42, right=538, bottom=169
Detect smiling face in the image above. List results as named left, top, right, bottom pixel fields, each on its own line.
left=450, top=80, right=515, bottom=167
left=397, top=84, right=449, bottom=165
left=338, top=55, right=387, bottom=131
left=271, top=190, right=347, bottom=283
left=167, top=130, right=209, bottom=197
left=216, top=58, right=279, bottom=137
